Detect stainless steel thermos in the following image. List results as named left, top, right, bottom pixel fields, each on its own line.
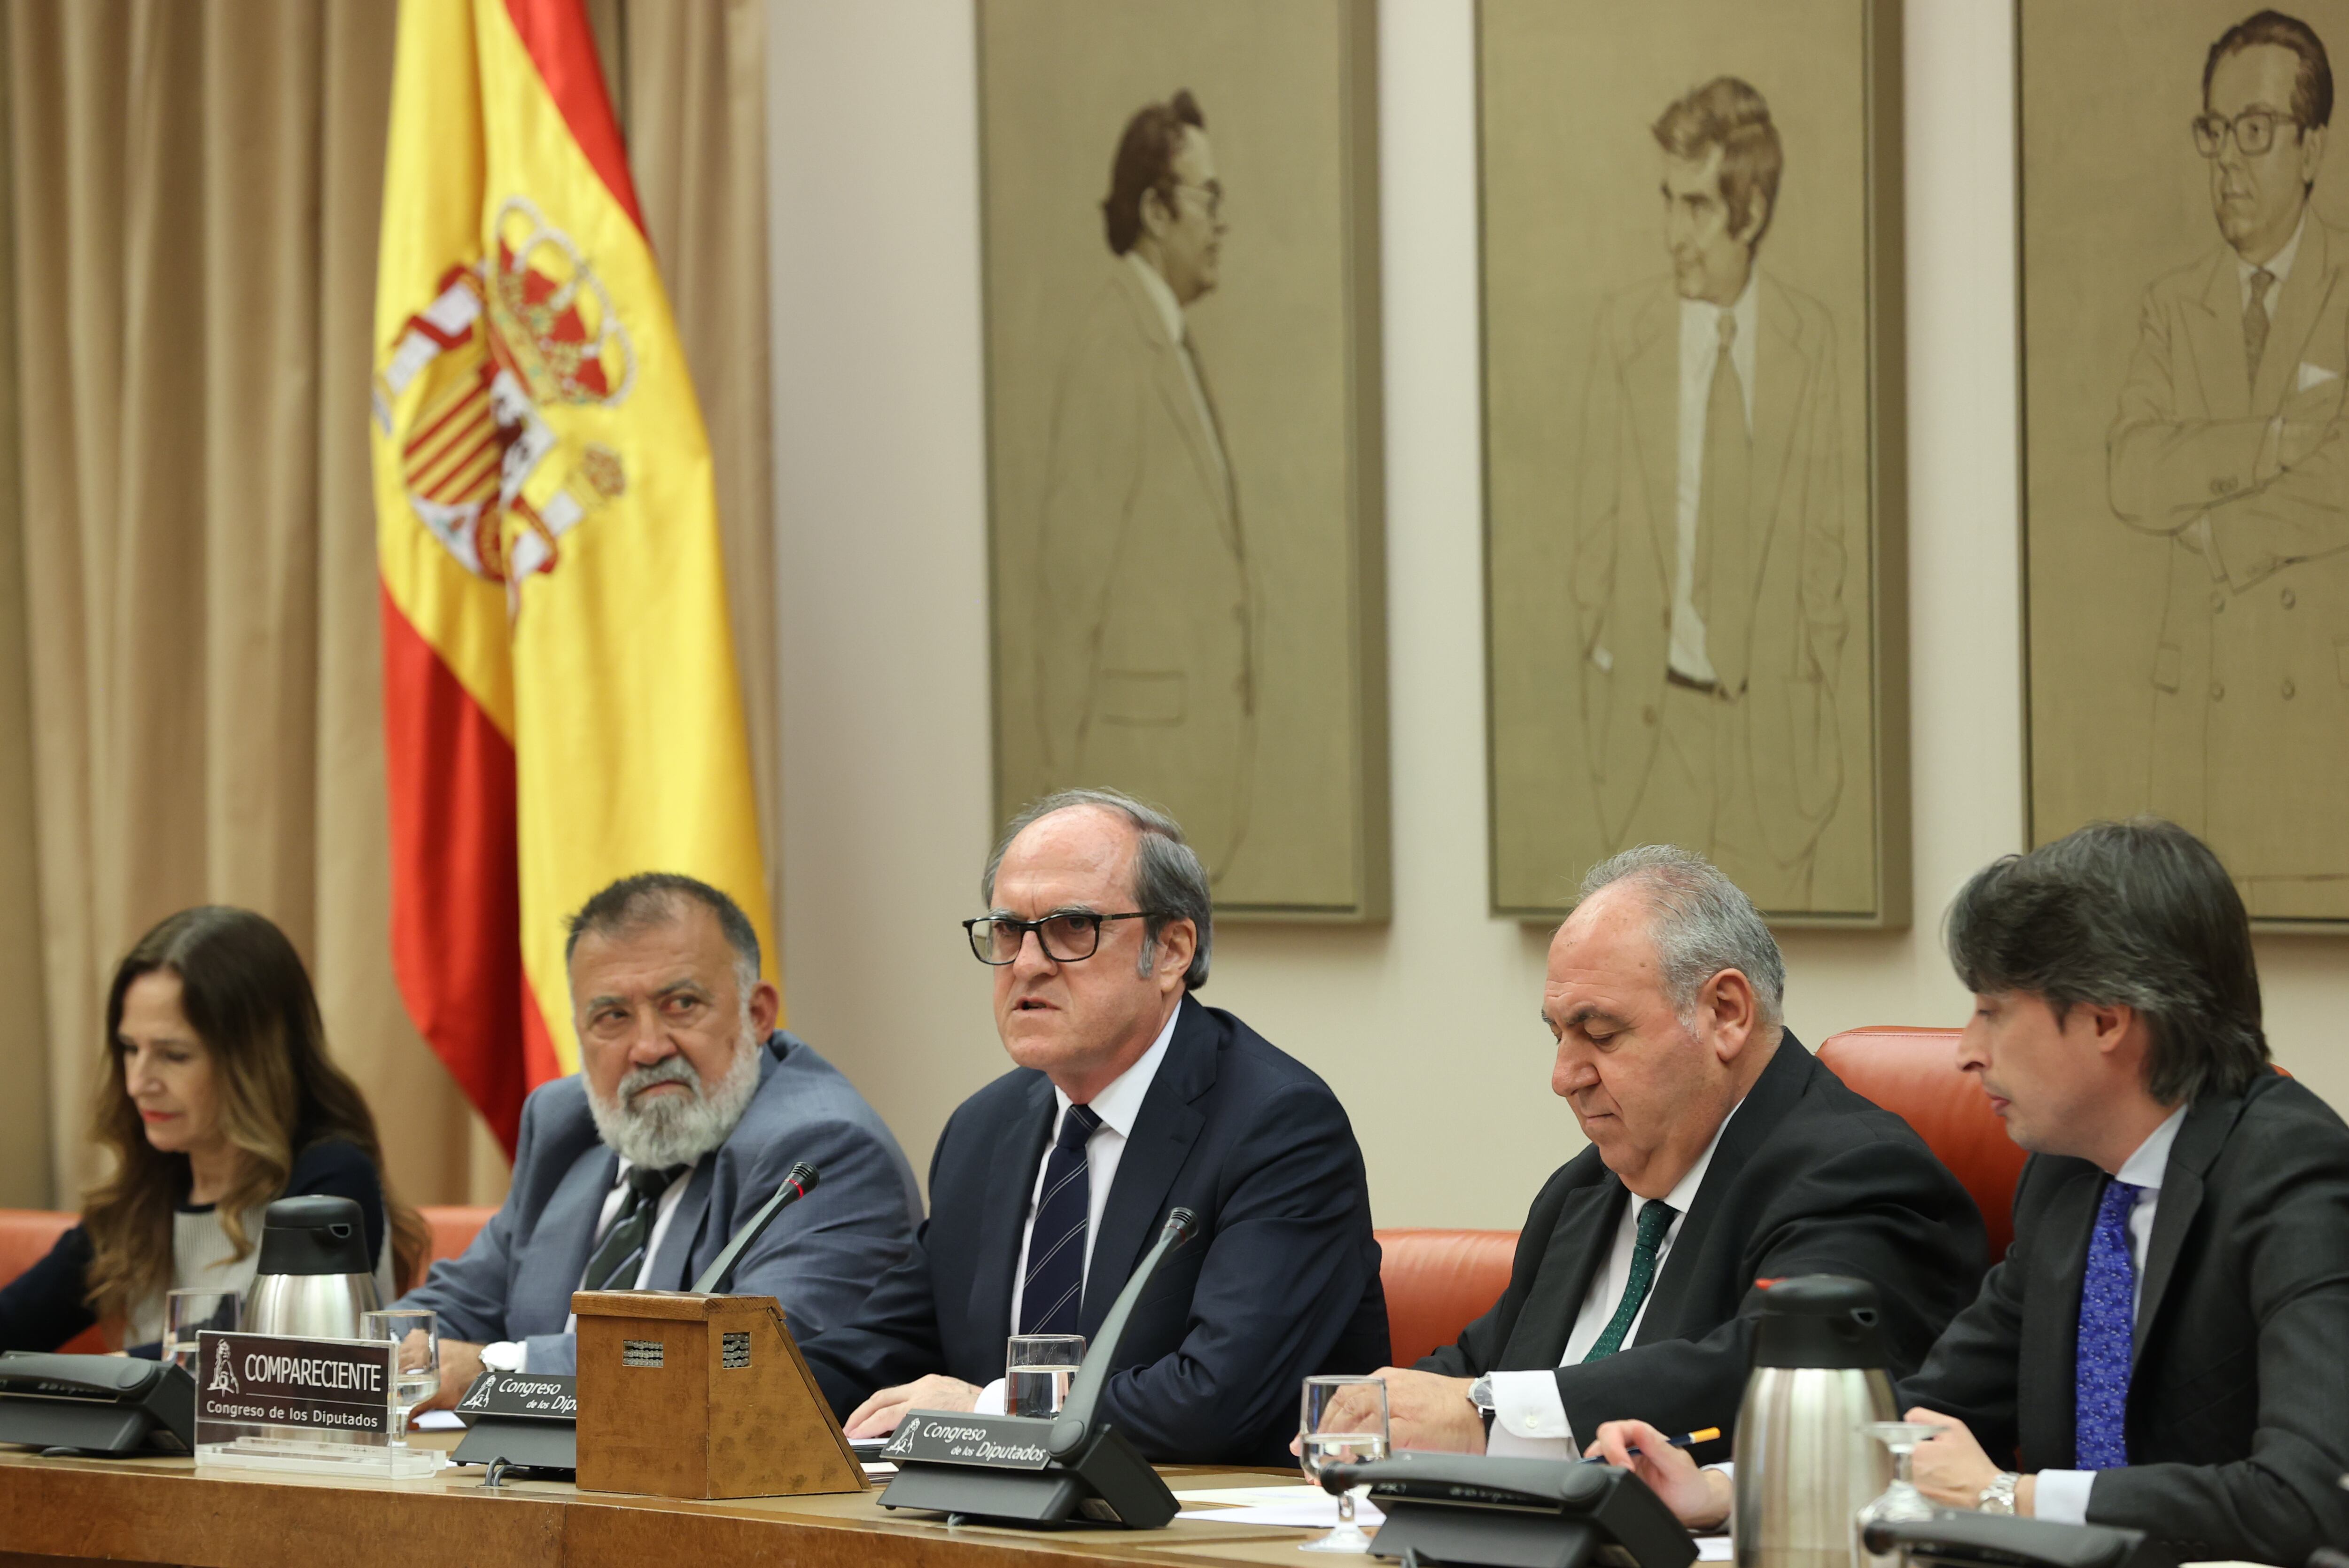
left=1733, top=1275, right=1898, bottom=1568
left=242, top=1195, right=382, bottom=1341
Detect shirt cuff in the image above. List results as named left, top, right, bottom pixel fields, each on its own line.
left=2033, top=1469, right=2093, bottom=1524
left=1486, top=1370, right=1576, bottom=1457
left=480, top=1340, right=527, bottom=1374
left=973, top=1378, right=1007, bottom=1415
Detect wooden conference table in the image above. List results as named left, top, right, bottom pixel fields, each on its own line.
left=0, top=1430, right=1346, bottom=1568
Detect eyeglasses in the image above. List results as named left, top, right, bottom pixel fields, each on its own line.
left=964, top=911, right=1155, bottom=966
left=2193, top=108, right=2303, bottom=157
left=1173, top=179, right=1224, bottom=220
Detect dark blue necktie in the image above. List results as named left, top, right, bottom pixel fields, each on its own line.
left=1019, top=1103, right=1103, bottom=1336
left=2074, top=1177, right=2143, bottom=1469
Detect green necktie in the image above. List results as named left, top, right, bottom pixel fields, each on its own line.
left=1581, top=1199, right=1677, bottom=1362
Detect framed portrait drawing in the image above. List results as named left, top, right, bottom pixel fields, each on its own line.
left=1478, top=0, right=1909, bottom=926
left=976, top=0, right=1389, bottom=919
left=2022, top=2, right=2349, bottom=926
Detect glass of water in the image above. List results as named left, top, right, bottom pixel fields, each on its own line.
left=362, top=1308, right=440, bottom=1445
left=1299, top=1374, right=1388, bottom=1553
left=1004, top=1333, right=1085, bottom=1418
left=164, top=1289, right=240, bottom=1374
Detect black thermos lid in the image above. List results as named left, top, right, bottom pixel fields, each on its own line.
left=254, top=1195, right=372, bottom=1277
left=1750, top=1274, right=1889, bottom=1370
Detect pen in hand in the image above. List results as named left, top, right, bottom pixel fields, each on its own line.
left=1579, top=1425, right=1720, bottom=1464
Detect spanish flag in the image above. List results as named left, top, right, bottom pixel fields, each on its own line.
left=370, top=0, right=773, bottom=1153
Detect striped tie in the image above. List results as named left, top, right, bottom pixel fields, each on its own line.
left=1019, top=1103, right=1104, bottom=1336
left=582, top=1164, right=684, bottom=1292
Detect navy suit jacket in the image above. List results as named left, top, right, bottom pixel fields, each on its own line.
left=397, top=1031, right=922, bottom=1372
left=1902, top=1070, right=2349, bottom=1566
left=798, top=996, right=1390, bottom=1465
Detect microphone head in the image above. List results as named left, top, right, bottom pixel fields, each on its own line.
left=1163, top=1206, right=1198, bottom=1245
left=787, top=1162, right=821, bottom=1192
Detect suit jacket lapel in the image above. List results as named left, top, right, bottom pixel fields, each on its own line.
left=1628, top=291, right=1680, bottom=594
left=1636, top=1033, right=1811, bottom=1343
left=2017, top=1161, right=2104, bottom=1467
left=532, top=1144, right=618, bottom=1325
left=1743, top=277, right=1806, bottom=574
left=1116, top=262, right=1232, bottom=534
left=972, top=1076, right=1056, bottom=1349
left=1083, top=999, right=1213, bottom=1336
left=2189, top=248, right=2253, bottom=419
left=2254, top=219, right=2335, bottom=412
left=2130, top=1092, right=2240, bottom=1371
left=1499, top=1180, right=1625, bottom=1369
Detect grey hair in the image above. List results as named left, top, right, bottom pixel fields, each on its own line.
left=981, top=787, right=1213, bottom=990
left=1576, top=845, right=1786, bottom=1030
left=565, top=872, right=762, bottom=1000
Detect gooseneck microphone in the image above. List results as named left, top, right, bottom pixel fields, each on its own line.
left=1047, top=1206, right=1198, bottom=1460
left=691, top=1162, right=820, bottom=1295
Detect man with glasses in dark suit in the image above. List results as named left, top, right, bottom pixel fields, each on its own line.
left=796, top=787, right=1387, bottom=1465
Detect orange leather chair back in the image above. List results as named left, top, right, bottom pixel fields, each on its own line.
left=0, top=1209, right=110, bottom=1352
left=1376, top=1227, right=1519, bottom=1366
left=1815, top=1027, right=2028, bottom=1260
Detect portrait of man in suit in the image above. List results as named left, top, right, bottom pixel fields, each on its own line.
left=978, top=2, right=1388, bottom=919
left=1033, top=89, right=1254, bottom=881
left=2104, top=8, right=2349, bottom=915
left=1572, top=77, right=1850, bottom=913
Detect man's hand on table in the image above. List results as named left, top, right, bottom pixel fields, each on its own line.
left=417, top=1340, right=485, bottom=1412
left=845, top=1375, right=983, bottom=1439
left=1287, top=1367, right=1486, bottom=1458
left=1906, top=1407, right=2035, bottom=1515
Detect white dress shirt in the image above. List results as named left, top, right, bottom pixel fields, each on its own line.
left=1668, top=270, right=1760, bottom=686
left=1125, top=249, right=1230, bottom=493
left=1486, top=1097, right=1746, bottom=1457
left=480, top=1157, right=697, bottom=1373
left=972, top=1005, right=1180, bottom=1413
left=2030, top=1105, right=2189, bottom=1526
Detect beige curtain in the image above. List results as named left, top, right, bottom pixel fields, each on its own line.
left=0, top=0, right=776, bottom=1211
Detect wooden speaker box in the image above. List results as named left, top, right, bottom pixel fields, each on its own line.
left=571, top=1290, right=865, bottom=1500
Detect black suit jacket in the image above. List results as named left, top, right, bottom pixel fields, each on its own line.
left=1421, top=1036, right=1986, bottom=1464
left=798, top=996, right=1390, bottom=1465
left=1901, top=1071, right=2349, bottom=1565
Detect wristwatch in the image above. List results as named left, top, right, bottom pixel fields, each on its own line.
left=1977, top=1471, right=2019, bottom=1514
left=1466, top=1374, right=1498, bottom=1436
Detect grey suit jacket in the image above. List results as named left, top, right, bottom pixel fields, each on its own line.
left=396, top=1031, right=923, bottom=1373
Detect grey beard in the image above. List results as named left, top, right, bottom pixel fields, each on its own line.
left=586, top=1030, right=763, bottom=1170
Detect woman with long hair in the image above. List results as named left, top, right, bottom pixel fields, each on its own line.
left=0, top=906, right=425, bottom=1352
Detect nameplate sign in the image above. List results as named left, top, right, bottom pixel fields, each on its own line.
left=193, top=1330, right=393, bottom=1439
left=879, top=1410, right=1056, bottom=1471
left=454, top=1371, right=576, bottom=1425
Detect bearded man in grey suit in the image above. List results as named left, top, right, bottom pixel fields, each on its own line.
left=2107, top=11, right=2349, bottom=917
left=1573, top=78, right=1849, bottom=912
left=1035, top=89, right=1253, bottom=881
left=397, top=873, right=922, bottom=1406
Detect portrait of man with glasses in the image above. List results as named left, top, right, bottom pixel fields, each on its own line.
left=1029, top=89, right=1256, bottom=884
left=2106, top=8, right=2349, bottom=915
left=794, top=788, right=1388, bottom=1466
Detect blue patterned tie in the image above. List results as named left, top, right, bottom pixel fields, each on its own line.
left=1019, top=1103, right=1104, bottom=1336
left=2074, top=1178, right=2142, bottom=1468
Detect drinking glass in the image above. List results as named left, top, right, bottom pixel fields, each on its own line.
left=362, top=1309, right=440, bottom=1445
left=1855, top=1421, right=1947, bottom=1531
left=1004, top=1333, right=1085, bottom=1418
left=1298, top=1374, right=1388, bottom=1554
left=163, top=1289, right=240, bottom=1374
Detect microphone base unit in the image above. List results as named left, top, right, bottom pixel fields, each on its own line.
left=875, top=1410, right=1177, bottom=1529
left=1323, top=1453, right=1697, bottom=1568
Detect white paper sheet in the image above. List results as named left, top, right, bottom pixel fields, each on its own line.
left=411, top=1410, right=463, bottom=1431
left=1696, top=1535, right=1733, bottom=1560
left=1179, top=1490, right=1386, bottom=1529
